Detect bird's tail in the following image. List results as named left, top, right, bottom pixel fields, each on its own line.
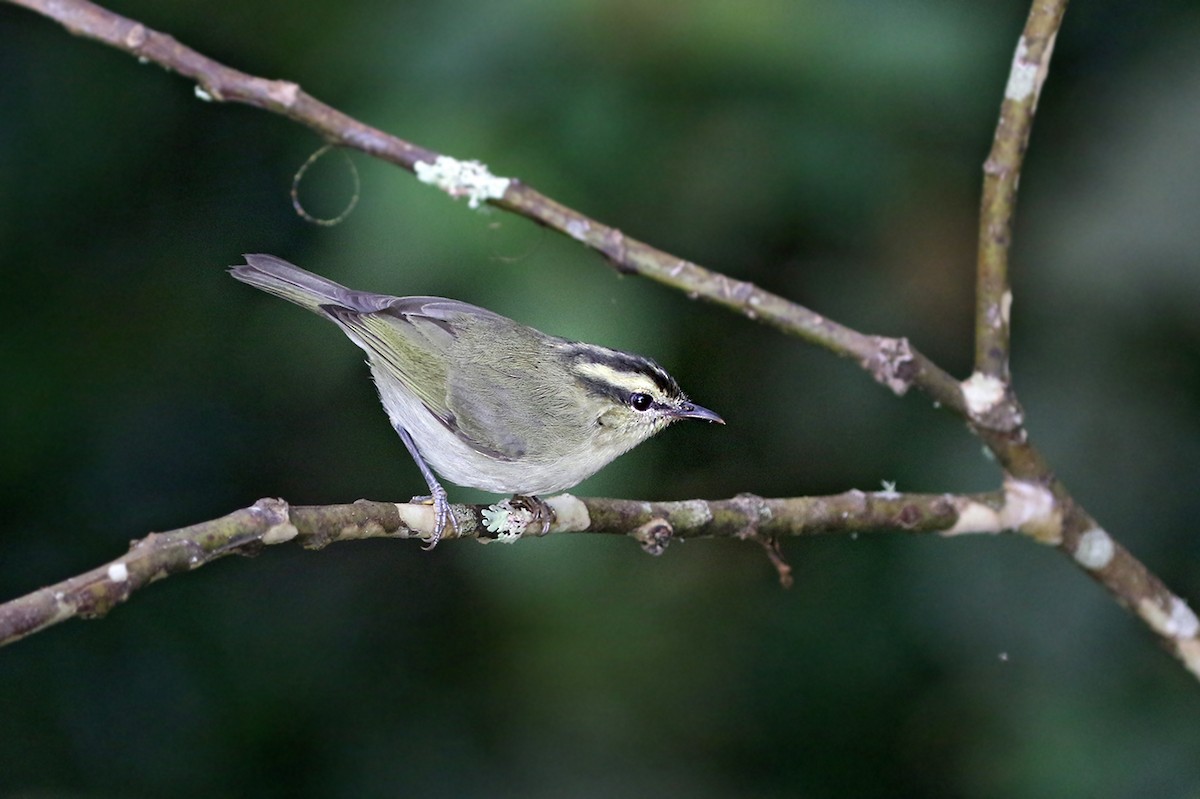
left=230, top=254, right=388, bottom=314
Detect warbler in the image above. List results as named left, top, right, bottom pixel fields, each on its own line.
left=231, top=254, right=722, bottom=546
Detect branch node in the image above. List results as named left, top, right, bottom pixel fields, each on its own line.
left=565, top=218, right=592, bottom=243
left=123, top=23, right=146, bottom=49
left=266, top=79, right=300, bottom=108
left=731, top=492, right=771, bottom=540
left=726, top=493, right=791, bottom=584
left=961, top=372, right=1024, bottom=431
left=863, top=336, right=916, bottom=396
left=1000, top=478, right=1061, bottom=544
left=250, top=497, right=290, bottom=527
left=600, top=228, right=633, bottom=273
left=631, top=518, right=673, bottom=556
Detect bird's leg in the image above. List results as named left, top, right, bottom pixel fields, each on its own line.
left=395, top=424, right=458, bottom=549
left=510, top=494, right=555, bottom=536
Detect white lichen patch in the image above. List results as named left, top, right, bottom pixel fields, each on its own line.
left=1171, top=598, right=1200, bottom=638
left=566, top=219, right=591, bottom=242
left=481, top=502, right=526, bottom=543
left=876, top=480, right=900, bottom=500
left=1000, top=479, right=1061, bottom=544
left=962, top=372, right=1007, bottom=416
left=1004, top=38, right=1038, bottom=101
left=944, top=481, right=1059, bottom=540
left=1072, top=528, right=1114, bottom=570
left=107, top=562, right=129, bottom=582
left=262, top=522, right=299, bottom=545
left=1139, top=596, right=1200, bottom=640
left=414, top=155, right=511, bottom=209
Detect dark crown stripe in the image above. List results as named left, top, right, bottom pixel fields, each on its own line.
left=566, top=345, right=681, bottom=398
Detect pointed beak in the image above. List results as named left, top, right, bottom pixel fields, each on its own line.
left=670, top=402, right=725, bottom=424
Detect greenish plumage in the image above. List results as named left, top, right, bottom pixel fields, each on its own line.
left=230, top=254, right=722, bottom=545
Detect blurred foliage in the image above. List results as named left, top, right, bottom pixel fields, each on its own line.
left=2, top=0, right=1200, bottom=796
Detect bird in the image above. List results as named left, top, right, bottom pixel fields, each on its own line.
left=230, top=254, right=723, bottom=547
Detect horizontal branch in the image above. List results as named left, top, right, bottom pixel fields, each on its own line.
left=1, top=489, right=1003, bottom=647
left=8, top=487, right=1195, bottom=682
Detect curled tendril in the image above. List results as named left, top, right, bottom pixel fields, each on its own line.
left=291, top=143, right=360, bottom=226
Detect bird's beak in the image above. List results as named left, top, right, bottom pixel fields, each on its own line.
left=671, top=402, right=725, bottom=424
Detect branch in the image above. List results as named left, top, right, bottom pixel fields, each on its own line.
left=0, top=489, right=1002, bottom=646
left=5, top=0, right=1198, bottom=682
left=975, top=0, right=1067, bottom=381
left=952, top=0, right=1200, bottom=677
left=3, top=0, right=962, bottom=412
left=5, top=489, right=1196, bottom=680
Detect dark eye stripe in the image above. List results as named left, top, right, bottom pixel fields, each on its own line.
left=577, top=376, right=632, bottom=406
left=575, top=378, right=664, bottom=414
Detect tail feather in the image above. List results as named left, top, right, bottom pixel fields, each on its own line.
left=230, top=254, right=389, bottom=314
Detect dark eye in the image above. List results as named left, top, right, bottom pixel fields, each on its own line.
left=629, top=392, right=654, bottom=412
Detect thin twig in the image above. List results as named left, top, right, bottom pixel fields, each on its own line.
left=975, top=0, right=1067, bottom=381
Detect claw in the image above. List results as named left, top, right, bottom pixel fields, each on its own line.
left=410, top=487, right=459, bottom=549
left=424, top=484, right=459, bottom=549
left=395, top=424, right=459, bottom=550
left=510, top=494, right=554, bottom=536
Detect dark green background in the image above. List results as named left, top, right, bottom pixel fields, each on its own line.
left=3, top=1, right=1200, bottom=796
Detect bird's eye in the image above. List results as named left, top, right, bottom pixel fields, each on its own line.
left=629, top=392, right=654, bottom=412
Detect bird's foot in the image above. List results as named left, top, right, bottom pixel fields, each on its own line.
left=410, top=485, right=458, bottom=549
left=510, top=494, right=554, bottom=536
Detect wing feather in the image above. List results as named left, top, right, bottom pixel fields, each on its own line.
left=323, top=302, right=524, bottom=461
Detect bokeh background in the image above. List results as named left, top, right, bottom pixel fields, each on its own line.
left=3, top=0, right=1200, bottom=796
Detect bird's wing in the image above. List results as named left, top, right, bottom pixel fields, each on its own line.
left=324, top=298, right=525, bottom=461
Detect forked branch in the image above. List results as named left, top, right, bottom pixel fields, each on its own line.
left=3, top=0, right=1198, bottom=680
